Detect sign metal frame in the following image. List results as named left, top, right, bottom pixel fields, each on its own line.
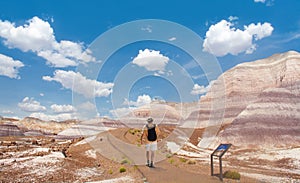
left=210, top=143, right=232, bottom=181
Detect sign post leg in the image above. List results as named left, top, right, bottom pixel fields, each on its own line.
left=219, top=157, right=223, bottom=181
left=210, top=155, right=213, bottom=176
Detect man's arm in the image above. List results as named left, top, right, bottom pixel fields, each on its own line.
left=155, top=125, right=161, bottom=141
left=140, top=125, right=146, bottom=144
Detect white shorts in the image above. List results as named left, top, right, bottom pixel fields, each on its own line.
left=145, top=141, right=157, bottom=151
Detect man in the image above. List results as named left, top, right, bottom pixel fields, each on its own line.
left=141, top=117, right=160, bottom=168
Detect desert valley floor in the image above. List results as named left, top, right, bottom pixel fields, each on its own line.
left=1, top=126, right=299, bottom=183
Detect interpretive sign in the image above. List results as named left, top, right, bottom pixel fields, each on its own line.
left=211, top=143, right=232, bottom=181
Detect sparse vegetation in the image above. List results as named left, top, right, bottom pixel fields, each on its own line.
left=168, top=158, right=175, bottom=164
left=128, top=128, right=141, bottom=135
left=179, top=157, right=187, bottom=163
left=121, top=158, right=130, bottom=165
left=223, top=170, right=241, bottom=180
left=166, top=154, right=172, bottom=158
left=108, top=169, right=113, bottom=174
left=119, top=167, right=126, bottom=173
left=187, top=159, right=196, bottom=165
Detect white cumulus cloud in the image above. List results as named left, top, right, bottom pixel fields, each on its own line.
left=109, top=107, right=135, bottom=118
left=0, top=16, right=95, bottom=67
left=0, top=54, right=24, bottom=79
left=18, top=97, right=47, bottom=112
left=77, top=101, right=96, bottom=111
left=203, top=19, right=274, bottom=57
left=50, top=104, right=76, bottom=113
left=124, top=94, right=152, bottom=107
left=43, top=70, right=114, bottom=98
left=111, top=94, right=153, bottom=118
left=245, top=22, right=274, bottom=40
left=132, top=49, right=169, bottom=72
left=191, top=81, right=215, bottom=95
left=29, top=112, right=75, bottom=122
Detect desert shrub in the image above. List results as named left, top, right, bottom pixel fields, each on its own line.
left=128, top=128, right=141, bottom=135
left=119, top=167, right=126, bottom=173
left=108, top=169, right=113, bottom=174
left=187, top=159, right=196, bottom=165
left=179, top=157, right=187, bottom=163
left=223, top=170, right=241, bottom=180
left=168, top=158, right=175, bottom=164
left=166, top=154, right=172, bottom=158
left=121, top=158, right=130, bottom=164
left=128, top=129, right=135, bottom=135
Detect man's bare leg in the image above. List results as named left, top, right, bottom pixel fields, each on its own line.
left=146, top=151, right=150, bottom=166
left=150, top=151, right=155, bottom=167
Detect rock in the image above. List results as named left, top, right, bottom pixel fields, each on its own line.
left=0, top=124, right=24, bottom=136
left=218, top=87, right=300, bottom=148
left=195, top=51, right=300, bottom=128
left=17, top=117, right=77, bottom=135
left=190, top=51, right=300, bottom=148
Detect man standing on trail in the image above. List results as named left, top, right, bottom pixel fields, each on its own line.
left=141, top=117, right=161, bottom=168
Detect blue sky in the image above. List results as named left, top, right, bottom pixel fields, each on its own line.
left=0, top=0, right=299, bottom=120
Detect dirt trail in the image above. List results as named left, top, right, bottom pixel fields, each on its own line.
left=138, top=160, right=221, bottom=183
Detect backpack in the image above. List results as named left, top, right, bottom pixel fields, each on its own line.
left=146, top=124, right=157, bottom=141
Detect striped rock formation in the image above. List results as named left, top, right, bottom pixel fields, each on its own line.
left=0, top=117, right=24, bottom=136
left=218, top=87, right=300, bottom=148
left=189, top=51, right=300, bottom=129
left=17, top=117, right=77, bottom=135
left=0, top=124, right=24, bottom=136
left=193, top=50, right=300, bottom=148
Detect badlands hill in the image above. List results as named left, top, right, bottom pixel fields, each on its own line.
left=218, top=87, right=300, bottom=148
left=207, top=50, right=300, bottom=148
left=194, top=50, right=300, bottom=125
left=0, top=117, right=78, bottom=136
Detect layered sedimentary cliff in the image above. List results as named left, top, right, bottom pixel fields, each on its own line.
left=0, top=124, right=24, bottom=136
left=218, top=87, right=300, bottom=148
left=193, top=51, right=300, bottom=127
left=197, top=50, right=300, bottom=147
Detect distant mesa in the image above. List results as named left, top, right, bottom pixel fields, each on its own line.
left=0, top=124, right=24, bottom=136
left=132, top=101, right=181, bottom=120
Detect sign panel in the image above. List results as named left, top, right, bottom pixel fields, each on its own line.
left=212, top=143, right=231, bottom=157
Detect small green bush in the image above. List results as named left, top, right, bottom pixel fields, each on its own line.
left=108, top=169, right=113, bottom=174
left=121, top=158, right=130, bottom=164
left=128, top=129, right=135, bottom=135
left=187, top=159, right=196, bottom=165
left=119, top=167, right=126, bottom=173
left=166, top=154, right=172, bottom=158
left=168, top=159, right=175, bottom=164
left=179, top=157, right=187, bottom=163
left=223, top=170, right=241, bottom=180
left=128, top=128, right=141, bottom=135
